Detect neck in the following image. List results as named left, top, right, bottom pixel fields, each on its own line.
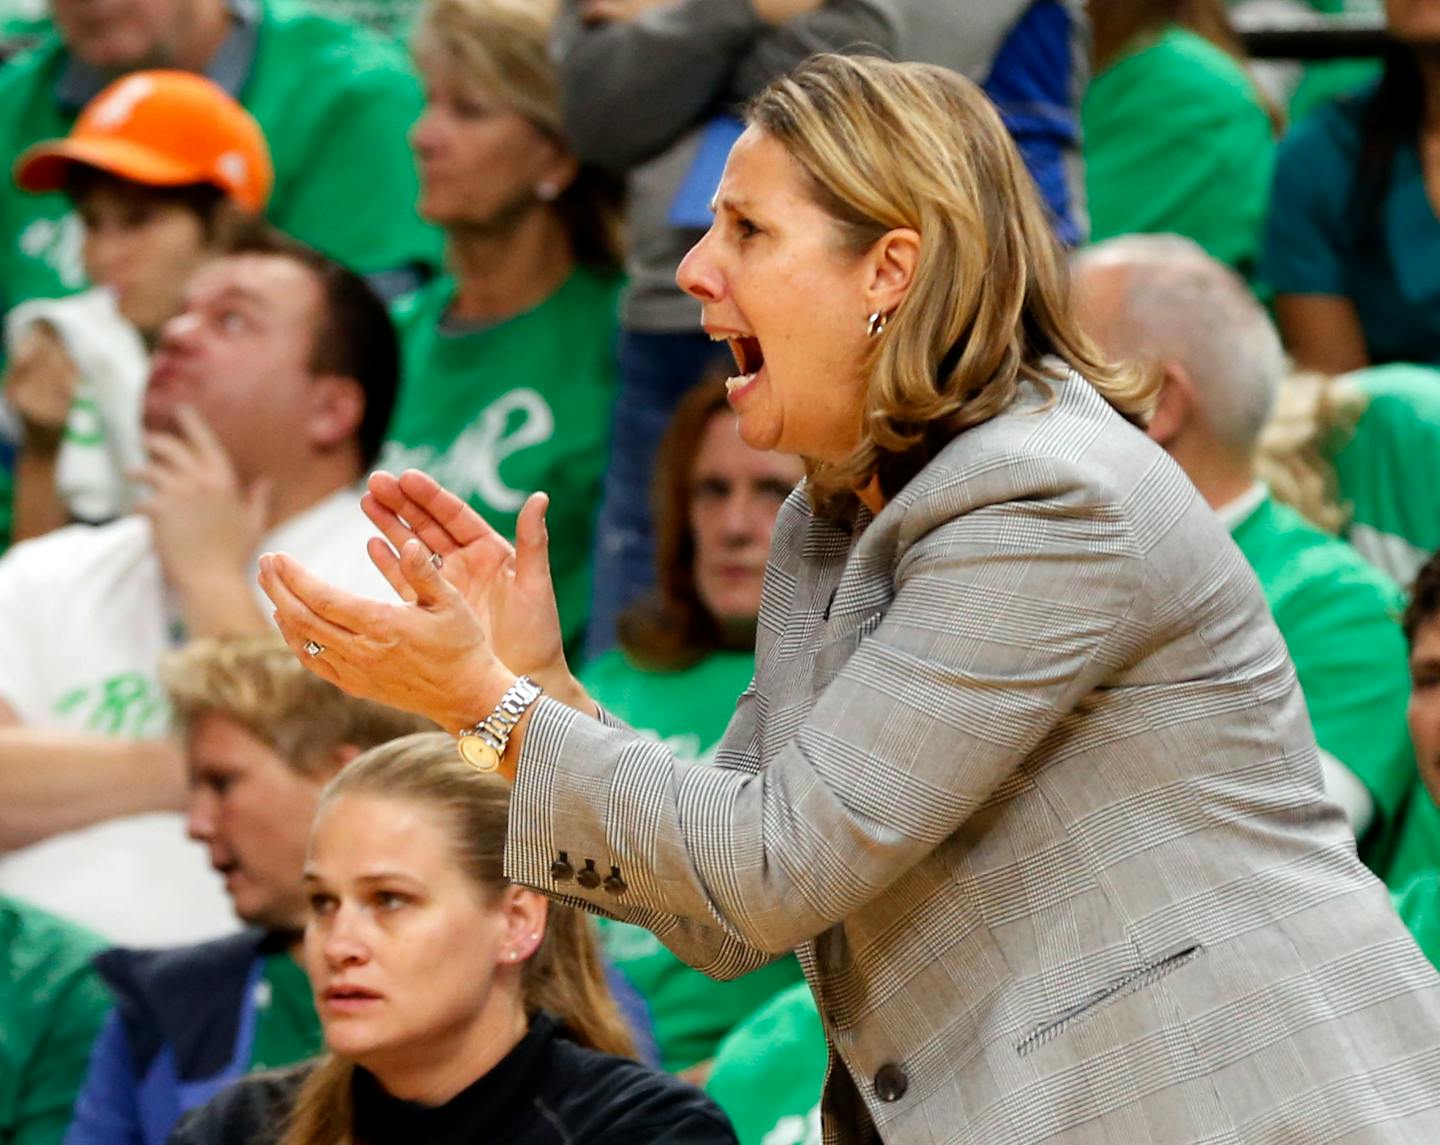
left=255, top=450, right=363, bottom=533
left=167, top=0, right=233, bottom=72
left=856, top=475, right=887, bottom=516
left=1170, top=438, right=1257, bottom=513
left=446, top=208, right=574, bottom=323
left=363, top=992, right=529, bottom=1106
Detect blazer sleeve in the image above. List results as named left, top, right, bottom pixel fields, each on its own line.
left=505, top=487, right=1153, bottom=957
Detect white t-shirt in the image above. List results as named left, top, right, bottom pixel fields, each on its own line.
left=0, top=487, right=390, bottom=945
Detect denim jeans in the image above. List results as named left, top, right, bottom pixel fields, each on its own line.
left=583, top=328, right=731, bottom=662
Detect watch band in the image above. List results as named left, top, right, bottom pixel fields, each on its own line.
left=457, top=676, right=543, bottom=770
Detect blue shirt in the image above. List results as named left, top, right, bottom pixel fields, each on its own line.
left=1263, top=87, right=1440, bottom=366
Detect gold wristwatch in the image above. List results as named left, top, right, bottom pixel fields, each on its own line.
left=457, top=676, right=543, bottom=772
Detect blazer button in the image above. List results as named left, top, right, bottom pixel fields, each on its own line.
left=602, top=866, right=627, bottom=894
left=550, top=852, right=574, bottom=882
left=576, top=860, right=602, bottom=890
left=874, top=1063, right=908, bottom=1103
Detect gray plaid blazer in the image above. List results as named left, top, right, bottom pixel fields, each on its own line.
left=507, top=369, right=1440, bottom=1143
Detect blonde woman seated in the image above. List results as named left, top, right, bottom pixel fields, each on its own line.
left=168, top=733, right=737, bottom=1145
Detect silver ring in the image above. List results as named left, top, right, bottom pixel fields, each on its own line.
left=430, top=551, right=443, bottom=570
left=302, top=639, right=326, bottom=658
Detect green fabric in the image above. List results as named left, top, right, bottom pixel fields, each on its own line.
left=1394, top=871, right=1440, bottom=973
left=1330, top=364, right=1440, bottom=587
left=705, top=982, right=826, bottom=1145
left=580, top=649, right=805, bottom=1072
left=247, top=951, right=323, bottom=1073
left=1389, top=795, right=1440, bottom=900
left=1230, top=494, right=1415, bottom=865
left=1082, top=25, right=1275, bottom=275
left=384, top=267, right=622, bottom=654
left=0, top=897, right=110, bottom=1145
left=0, top=0, right=439, bottom=310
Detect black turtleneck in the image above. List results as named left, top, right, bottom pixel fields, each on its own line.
left=168, top=1011, right=739, bottom=1145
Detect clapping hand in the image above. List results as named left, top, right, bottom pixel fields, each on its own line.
left=5, top=323, right=79, bottom=448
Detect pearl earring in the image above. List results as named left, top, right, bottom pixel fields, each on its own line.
left=536, top=182, right=559, bottom=203
left=866, top=311, right=889, bottom=338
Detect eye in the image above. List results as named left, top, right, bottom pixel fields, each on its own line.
left=735, top=217, right=761, bottom=240
left=308, top=892, right=338, bottom=917
left=373, top=889, right=411, bottom=911
left=757, top=478, right=794, bottom=503
left=217, top=309, right=247, bottom=333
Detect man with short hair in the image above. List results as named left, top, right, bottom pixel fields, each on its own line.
left=0, top=228, right=399, bottom=943
left=65, top=635, right=434, bottom=1145
left=1073, top=234, right=1417, bottom=876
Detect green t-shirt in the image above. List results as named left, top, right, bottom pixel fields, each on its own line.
left=1329, top=365, right=1440, bottom=588
left=1231, top=494, right=1415, bottom=865
left=705, top=981, right=826, bottom=1145
left=0, top=4, right=439, bottom=307
left=580, top=648, right=806, bottom=1072
left=0, top=897, right=110, bottom=1145
left=1394, top=871, right=1440, bottom=973
left=384, top=267, right=622, bottom=654
left=1083, top=25, right=1275, bottom=276
left=248, top=951, right=323, bottom=1073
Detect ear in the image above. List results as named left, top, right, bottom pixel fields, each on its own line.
left=500, top=887, right=549, bottom=965
left=538, top=149, right=581, bottom=200
left=1147, top=360, right=1196, bottom=448
left=306, top=375, right=366, bottom=453
left=312, top=743, right=361, bottom=784
left=863, top=227, right=921, bottom=320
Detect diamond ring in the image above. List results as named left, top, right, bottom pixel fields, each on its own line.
left=302, top=639, right=326, bottom=657
left=430, top=552, right=443, bottom=570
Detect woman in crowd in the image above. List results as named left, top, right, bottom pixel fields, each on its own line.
left=1084, top=0, right=1275, bottom=276
left=1264, top=0, right=1440, bottom=371
left=171, top=732, right=736, bottom=1145
left=5, top=70, right=270, bottom=541
left=378, top=0, right=624, bottom=655
left=581, top=376, right=806, bottom=1078
left=263, top=55, right=1440, bottom=1142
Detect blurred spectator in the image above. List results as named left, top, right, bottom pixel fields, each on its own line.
left=0, top=895, right=110, bottom=1145
left=0, top=227, right=397, bottom=945
left=556, top=0, right=896, bottom=658
left=1263, top=0, right=1440, bottom=371
left=65, top=636, right=434, bottom=1145
left=0, top=0, right=442, bottom=547
left=580, top=378, right=806, bottom=1077
left=3, top=70, right=270, bottom=543
left=1084, top=0, right=1276, bottom=275
left=1075, top=234, right=1416, bottom=873
left=704, top=981, right=824, bottom=1145
left=378, top=0, right=624, bottom=656
left=170, top=733, right=738, bottom=1145
left=1396, top=551, right=1440, bottom=966
left=1258, top=364, right=1440, bottom=586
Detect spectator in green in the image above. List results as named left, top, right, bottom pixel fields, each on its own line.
left=380, top=0, right=624, bottom=655
left=1075, top=233, right=1418, bottom=875
left=1395, top=550, right=1440, bottom=966
left=64, top=635, right=434, bottom=1145
left=1084, top=0, right=1276, bottom=276
left=1263, top=0, right=1440, bottom=373
left=1255, top=362, right=1440, bottom=885
left=581, top=377, right=807, bottom=1079
left=0, top=895, right=110, bottom=1145
left=704, top=981, right=825, bottom=1145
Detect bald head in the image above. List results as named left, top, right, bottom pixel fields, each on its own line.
left=1073, top=235, right=1284, bottom=455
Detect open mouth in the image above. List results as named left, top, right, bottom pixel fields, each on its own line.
left=725, top=335, right=765, bottom=392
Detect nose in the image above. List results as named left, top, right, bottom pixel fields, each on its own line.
left=84, top=226, right=127, bottom=287
left=155, top=308, right=201, bottom=354
left=410, top=106, right=441, bottom=157
left=677, top=229, right=723, bottom=304
left=185, top=787, right=216, bottom=843
left=321, top=903, right=370, bottom=969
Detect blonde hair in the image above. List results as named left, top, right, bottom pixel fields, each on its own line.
left=279, top=733, right=635, bottom=1145
left=161, top=635, right=436, bottom=775
left=1255, top=370, right=1368, bottom=535
left=747, top=55, right=1156, bottom=513
left=411, top=0, right=624, bottom=270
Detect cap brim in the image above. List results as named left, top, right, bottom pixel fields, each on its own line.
left=14, top=136, right=205, bottom=195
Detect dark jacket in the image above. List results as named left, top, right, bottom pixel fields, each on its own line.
left=167, top=1012, right=737, bottom=1145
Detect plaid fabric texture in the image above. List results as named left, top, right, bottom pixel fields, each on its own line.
left=507, top=369, right=1440, bottom=1143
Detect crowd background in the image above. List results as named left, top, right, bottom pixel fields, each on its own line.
left=2, top=1, right=1440, bottom=1144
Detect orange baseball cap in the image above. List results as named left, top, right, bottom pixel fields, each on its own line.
left=14, top=70, right=273, bottom=212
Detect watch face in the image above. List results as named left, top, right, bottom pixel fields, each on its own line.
left=458, top=735, right=501, bottom=773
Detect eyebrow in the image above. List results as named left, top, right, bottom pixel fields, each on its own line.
left=709, top=195, right=756, bottom=216
left=301, top=870, right=423, bottom=886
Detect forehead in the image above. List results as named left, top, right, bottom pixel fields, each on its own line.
left=185, top=254, right=321, bottom=318
left=309, top=793, right=454, bottom=872
left=1412, top=617, right=1440, bottom=662
left=187, top=711, right=286, bottom=770
left=714, top=127, right=817, bottom=213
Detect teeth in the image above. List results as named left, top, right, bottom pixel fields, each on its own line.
left=726, top=373, right=756, bottom=392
